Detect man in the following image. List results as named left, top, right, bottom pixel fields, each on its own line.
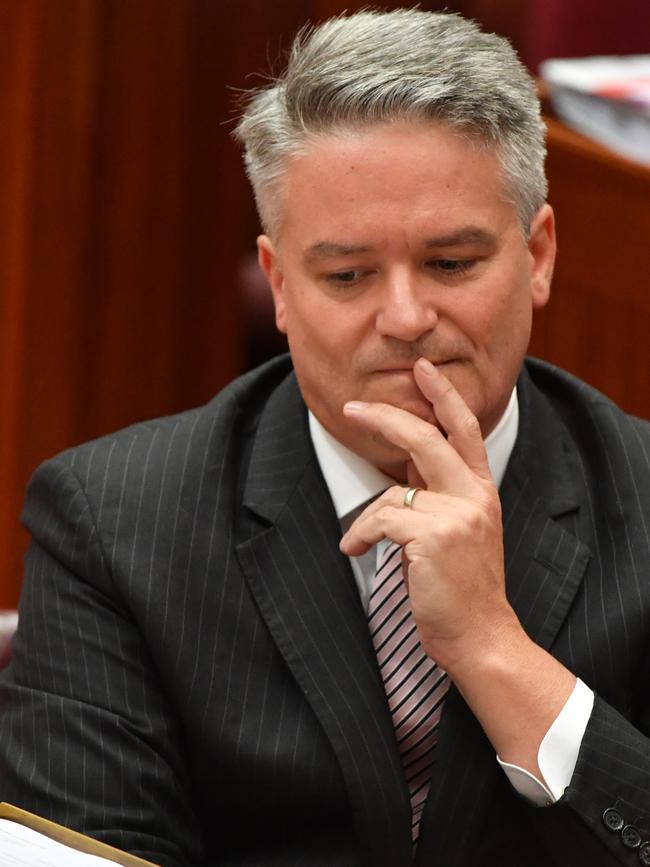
left=1, top=9, right=649, bottom=866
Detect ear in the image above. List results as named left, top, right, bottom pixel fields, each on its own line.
left=257, top=234, right=287, bottom=334
left=527, top=204, right=556, bottom=311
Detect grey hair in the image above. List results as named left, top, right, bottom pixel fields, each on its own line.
left=234, top=8, right=547, bottom=237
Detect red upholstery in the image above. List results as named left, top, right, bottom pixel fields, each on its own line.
left=527, top=0, right=650, bottom=71
left=0, top=610, right=18, bottom=669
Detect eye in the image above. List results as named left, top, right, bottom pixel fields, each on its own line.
left=325, top=269, right=366, bottom=286
left=428, top=258, right=476, bottom=275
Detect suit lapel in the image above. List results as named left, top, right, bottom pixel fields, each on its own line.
left=416, top=364, right=592, bottom=864
left=500, top=365, right=591, bottom=647
left=235, top=372, right=412, bottom=866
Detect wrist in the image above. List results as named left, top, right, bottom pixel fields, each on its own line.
left=421, top=603, right=523, bottom=678
left=435, top=623, right=576, bottom=775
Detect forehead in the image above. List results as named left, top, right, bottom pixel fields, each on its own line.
left=270, top=121, right=516, bottom=245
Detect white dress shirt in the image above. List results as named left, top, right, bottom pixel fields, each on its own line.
left=308, top=388, right=593, bottom=806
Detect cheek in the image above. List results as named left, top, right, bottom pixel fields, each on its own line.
left=286, top=309, right=352, bottom=382
left=479, top=277, right=533, bottom=347
left=288, top=295, right=367, bottom=361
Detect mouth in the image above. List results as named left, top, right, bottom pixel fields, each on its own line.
left=373, top=359, right=456, bottom=373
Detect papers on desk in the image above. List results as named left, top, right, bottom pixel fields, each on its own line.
left=0, top=804, right=160, bottom=867
left=540, top=55, right=650, bottom=166
left=0, top=819, right=118, bottom=866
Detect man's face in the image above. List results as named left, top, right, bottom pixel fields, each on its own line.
left=258, top=121, right=555, bottom=479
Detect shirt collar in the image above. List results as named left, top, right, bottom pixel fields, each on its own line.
left=309, top=387, right=519, bottom=521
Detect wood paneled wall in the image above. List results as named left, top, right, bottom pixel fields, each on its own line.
left=0, top=0, right=258, bottom=605
left=2, top=0, right=644, bottom=607
left=530, top=119, right=650, bottom=417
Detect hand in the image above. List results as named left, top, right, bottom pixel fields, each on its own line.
left=339, top=357, right=517, bottom=673
left=339, top=357, right=576, bottom=777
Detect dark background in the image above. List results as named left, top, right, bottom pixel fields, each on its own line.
left=1, top=0, right=649, bottom=605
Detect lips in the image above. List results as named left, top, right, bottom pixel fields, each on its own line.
left=373, top=359, right=455, bottom=372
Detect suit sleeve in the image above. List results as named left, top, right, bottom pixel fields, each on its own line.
left=0, top=457, right=205, bottom=867
left=519, top=694, right=650, bottom=866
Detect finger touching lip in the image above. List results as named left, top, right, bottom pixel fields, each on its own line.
left=372, top=359, right=458, bottom=374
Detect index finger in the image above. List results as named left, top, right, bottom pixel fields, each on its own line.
left=413, top=358, right=493, bottom=482
left=342, top=400, right=482, bottom=496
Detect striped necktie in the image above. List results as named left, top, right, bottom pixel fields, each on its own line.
left=368, top=541, right=449, bottom=841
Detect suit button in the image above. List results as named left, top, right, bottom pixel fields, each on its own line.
left=638, top=842, right=650, bottom=865
left=622, top=825, right=642, bottom=849
left=602, top=808, right=624, bottom=832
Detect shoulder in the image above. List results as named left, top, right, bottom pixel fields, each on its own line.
left=523, top=357, right=650, bottom=433
left=521, top=355, right=650, bottom=477
left=25, top=355, right=296, bottom=516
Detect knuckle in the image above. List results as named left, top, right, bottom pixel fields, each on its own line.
left=371, top=487, right=403, bottom=512
left=376, top=504, right=399, bottom=528
left=436, top=503, right=485, bottom=540
left=477, top=484, right=502, bottom=517
left=464, top=503, right=485, bottom=530
left=460, top=412, right=481, bottom=440
left=437, top=375, right=455, bottom=399
left=416, top=426, right=442, bottom=452
left=432, top=515, right=454, bottom=540
left=387, top=485, right=406, bottom=504
left=374, top=488, right=393, bottom=507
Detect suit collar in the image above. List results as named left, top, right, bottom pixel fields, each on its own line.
left=240, top=370, right=314, bottom=525
left=308, top=410, right=394, bottom=518
left=501, top=363, right=591, bottom=648
left=504, top=361, right=583, bottom=519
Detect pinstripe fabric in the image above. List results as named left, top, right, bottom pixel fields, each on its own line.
left=1, top=354, right=650, bottom=867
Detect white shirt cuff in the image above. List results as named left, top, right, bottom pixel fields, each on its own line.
left=496, top=678, right=594, bottom=806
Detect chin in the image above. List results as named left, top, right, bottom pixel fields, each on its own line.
left=367, top=437, right=410, bottom=481
left=396, top=398, right=437, bottom=425
left=367, top=378, right=436, bottom=421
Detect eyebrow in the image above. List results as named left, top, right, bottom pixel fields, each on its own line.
left=303, top=242, right=373, bottom=263
left=303, top=227, right=496, bottom=263
left=423, top=228, right=497, bottom=248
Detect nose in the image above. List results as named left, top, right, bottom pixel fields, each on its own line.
left=375, top=269, right=439, bottom=342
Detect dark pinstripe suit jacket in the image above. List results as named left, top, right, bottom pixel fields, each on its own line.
left=1, top=355, right=650, bottom=866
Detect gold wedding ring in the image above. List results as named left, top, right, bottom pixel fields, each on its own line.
left=403, top=486, right=421, bottom=509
